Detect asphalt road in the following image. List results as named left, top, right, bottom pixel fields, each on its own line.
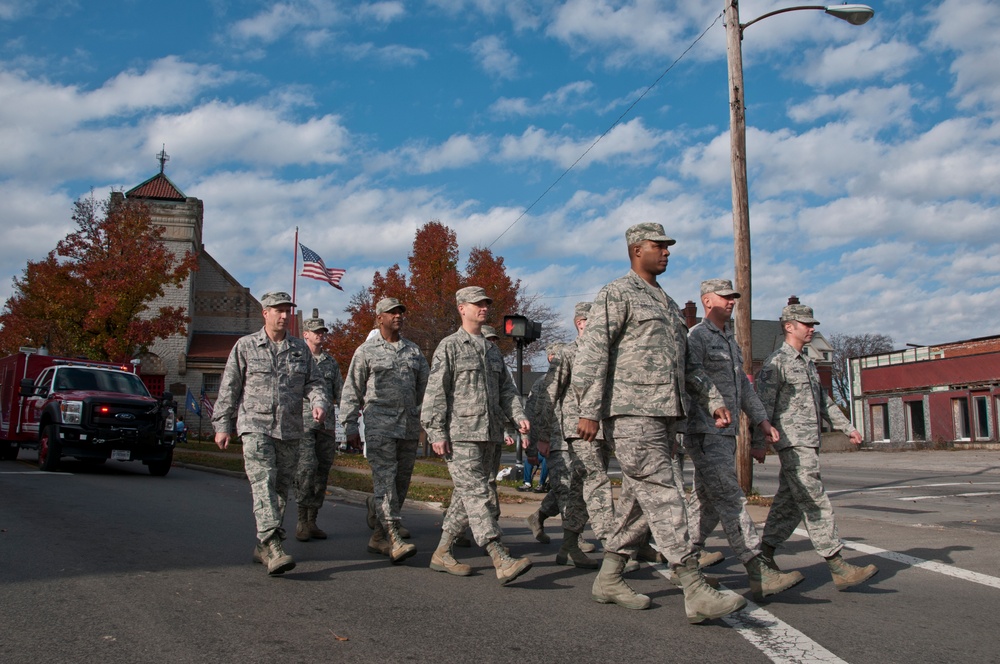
left=2, top=450, right=999, bottom=664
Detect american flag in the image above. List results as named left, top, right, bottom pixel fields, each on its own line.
left=200, top=389, right=214, bottom=419
left=299, top=243, right=345, bottom=290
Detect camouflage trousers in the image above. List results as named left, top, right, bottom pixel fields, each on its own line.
left=486, top=441, right=503, bottom=521
left=603, top=415, right=694, bottom=565
left=294, top=428, right=337, bottom=510
left=576, top=436, right=616, bottom=542
left=537, top=447, right=588, bottom=534
left=684, top=433, right=761, bottom=564
left=242, top=432, right=301, bottom=543
left=365, top=434, right=419, bottom=525
left=763, top=446, right=843, bottom=559
left=442, top=441, right=502, bottom=547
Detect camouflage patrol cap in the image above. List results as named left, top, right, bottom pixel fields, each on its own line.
left=456, top=286, right=492, bottom=305
left=376, top=297, right=406, bottom=315
left=780, top=303, right=820, bottom=325
left=303, top=316, right=328, bottom=333
left=481, top=324, right=500, bottom=340
left=625, top=222, right=675, bottom=247
left=700, top=278, right=741, bottom=298
left=574, top=302, right=591, bottom=320
left=260, top=291, right=295, bottom=308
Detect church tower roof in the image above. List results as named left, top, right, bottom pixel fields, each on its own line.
left=126, top=145, right=186, bottom=201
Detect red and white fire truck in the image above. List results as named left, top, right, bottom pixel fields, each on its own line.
left=0, top=348, right=176, bottom=475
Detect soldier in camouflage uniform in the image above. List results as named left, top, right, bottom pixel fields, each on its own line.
left=213, top=292, right=329, bottom=576
left=294, top=312, right=344, bottom=543
left=528, top=306, right=613, bottom=568
left=340, top=297, right=429, bottom=564
left=571, top=223, right=747, bottom=623
left=755, top=303, right=878, bottom=591
left=422, top=286, right=533, bottom=585
left=684, top=280, right=805, bottom=601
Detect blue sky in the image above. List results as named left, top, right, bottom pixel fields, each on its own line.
left=1, top=0, right=997, bottom=348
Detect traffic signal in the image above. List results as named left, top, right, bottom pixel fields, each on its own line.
left=504, top=315, right=542, bottom=342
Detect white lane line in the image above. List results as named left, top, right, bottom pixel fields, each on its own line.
left=649, top=563, right=848, bottom=663
left=902, top=491, right=1000, bottom=501
left=792, top=528, right=1000, bottom=591
left=828, top=481, right=1000, bottom=496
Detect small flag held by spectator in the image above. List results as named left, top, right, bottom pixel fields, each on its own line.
left=299, top=243, right=345, bottom=290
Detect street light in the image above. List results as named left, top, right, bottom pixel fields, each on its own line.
left=725, top=2, right=874, bottom=493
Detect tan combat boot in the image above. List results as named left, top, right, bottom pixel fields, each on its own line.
left=265, top=537, right=296, bottom=576
left=295, top=505, right=311, bottom=542
left=486, top=540, right=532, bottom=585
left=745, top=555, right=804, bottom=601
left=556, top=530, right=599, bottom=569
left=698, top=550, right=725, bottom=568
left=675, top=556, right=747, bottom=624
left=526, top=510, right=550, bottom=544
left=386, top=521, right=417, bottom=564
left=252, top=541, right=266, bottom=565
left=578, top=537, right=597, bottom=553
left=592, top=552, right=651, bottom=609
left=306, top=508, right=327, bottom=540
left=367, top=521, right=391, bottom=556
left=430, top=532, right=473, bottom=576
left=826, top=553, right=878, bottom=591
left=398, top=524, right=411, bottom=539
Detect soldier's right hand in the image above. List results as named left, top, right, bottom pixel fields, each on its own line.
left=432, top=440, right=452, bottom=457
left=214, top=432, right=230, bottom=450
left=576, top=418, right=599, bottom=442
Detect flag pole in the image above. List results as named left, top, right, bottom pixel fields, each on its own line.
left=291, top=226, right=299, bottom=336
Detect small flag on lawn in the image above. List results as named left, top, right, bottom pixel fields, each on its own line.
left=299, top=243, right=345, bottom=290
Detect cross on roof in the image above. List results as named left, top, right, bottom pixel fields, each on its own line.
left=156, top=145, right=170, bottom=173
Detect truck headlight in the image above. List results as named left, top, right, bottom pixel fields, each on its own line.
left=60, top=400, right=83, bottom=425
left=164, top=410, right=175, bottom=432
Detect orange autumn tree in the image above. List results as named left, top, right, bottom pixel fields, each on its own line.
left=327, top=221, right=564, bottom=367
left=0, top=193, right=197, bottom=361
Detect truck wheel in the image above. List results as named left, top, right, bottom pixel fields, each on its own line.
left=1, top=442, right=18, bottom=461
left=148, top=449, right=173, bottom=477
left=38, top=425, right=61, bottom=472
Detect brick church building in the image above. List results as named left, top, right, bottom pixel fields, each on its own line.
left=114, top=154, right=261, bottom=425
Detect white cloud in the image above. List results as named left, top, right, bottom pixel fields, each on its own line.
left=342, top=42, right=429, bottom=66
left=229, top=0, right=343, bottom=44
left=787, top=85, right=916, bottom=132
left=470, top=35, right=520, bottom=80
left=799, top=38, right=920, bottom=87
left=371, top=134, right=490, bottom=174
left=146, top=101, right=351, bottom=168
left=490, top=80, right=595, bottom=118
left=356, top=2, right=405, bottom=24
left=498, top=117, right=674, bottom=168
left=927, top=0, right=1000, bottom=113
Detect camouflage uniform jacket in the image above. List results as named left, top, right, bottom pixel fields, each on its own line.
left=213, top=327, right=329, bottom=440
left=303, top=351, right=343, bottom=432
left=686, top=318, right=768, bottom=441
left=339, top=334, right=429, bottom=440
left=572, top=270, right=725, bottom=421
left=753, top=341, right=857, bottom=450
left=532, top=340, right=592, bottom=449
left=421, top=327, right=526, bottom=444
left=524, top=373, right=564, bottom=453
